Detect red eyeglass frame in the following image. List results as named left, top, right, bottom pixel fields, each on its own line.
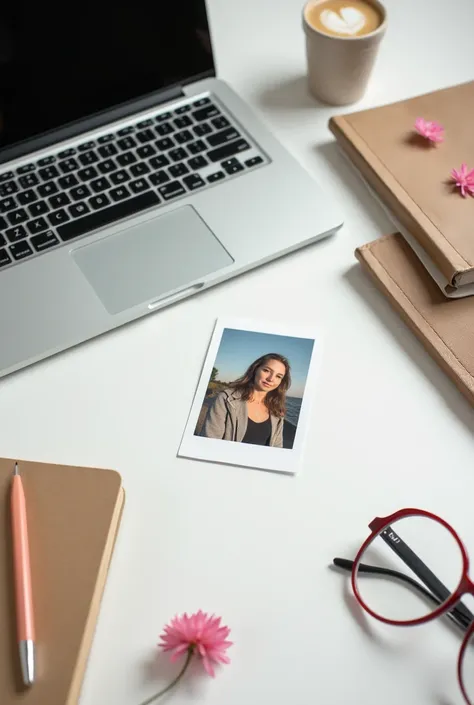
left=350, top=508, right=474, bottom=705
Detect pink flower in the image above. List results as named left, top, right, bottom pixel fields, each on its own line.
left=414, top=117, right=444, bottom=143
left=451, top=164, right=474, bottom=198
left=159, top=610, right=233, bottom=677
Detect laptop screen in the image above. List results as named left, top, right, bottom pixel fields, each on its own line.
left=0, top=2, right=214, bottom=153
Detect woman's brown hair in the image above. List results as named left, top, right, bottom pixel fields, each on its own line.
left=229, top=353, right=291, bottom=418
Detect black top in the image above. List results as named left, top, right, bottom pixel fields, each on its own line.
left=241, top=416, right=272, bottom=447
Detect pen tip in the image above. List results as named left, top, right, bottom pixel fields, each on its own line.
left=14, top=462, right=19, bottom=476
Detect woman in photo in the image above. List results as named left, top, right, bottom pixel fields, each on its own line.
left=199, top=353, right=291, bottom=447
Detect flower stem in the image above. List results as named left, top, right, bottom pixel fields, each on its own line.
left=137, top=650, right=194, bottom=705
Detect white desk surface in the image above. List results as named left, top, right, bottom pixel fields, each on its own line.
left=2, top=1, right=474, bottom=703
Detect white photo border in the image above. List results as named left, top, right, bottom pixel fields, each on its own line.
left=178, top=317, right=322, bottom=474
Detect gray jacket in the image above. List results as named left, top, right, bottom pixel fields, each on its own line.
left=200, top=388, right=284, bottom=447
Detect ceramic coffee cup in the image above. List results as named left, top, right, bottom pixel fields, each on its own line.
left=302, top=0, right=387, bottom=106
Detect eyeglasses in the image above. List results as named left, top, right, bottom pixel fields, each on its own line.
left=333, top=508, right=474, bottom=705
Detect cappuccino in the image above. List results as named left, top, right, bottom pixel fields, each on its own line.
left=306, top=0, right=382, bottom=38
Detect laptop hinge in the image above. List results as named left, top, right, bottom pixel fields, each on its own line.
left=0, top=85, right=186, bottom=166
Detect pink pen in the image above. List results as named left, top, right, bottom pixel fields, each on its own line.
left=11, top=462, right=35, bottom=687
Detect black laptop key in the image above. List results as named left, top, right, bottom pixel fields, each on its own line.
left=19, top=173, right=39, bottom=188
left=58, top=191, right=160, bottom=242
left=158, top=181, right=185, bottom=200
left=117, top=152, right=137, bottom=167
left=27, top=217, right=49, bottom=234
left=0, top=233, right=5, bottom=247
left=29, top=201, right=49, bottom=217
left=48, top=209, right=70, bottom=226
left=193, top=105, right=220, bottom=121
left=183, top=174, right=205, bottom=191
left=59, top=158, right=79, bottom=173
left=58, top=174, right=79, bottom=189
left=137, top=144, right=156, bottom=159
left=98, top=158, right=117, bottom=174
left=110, top=170, right=130, bottom=185
left=70, top=185, right=91, bottom=201
left=98, top=133, right=115, bottom=143
left=169, top=163, right=189, bottom=178
left=8, top=208, right=28, bottom=225
left=149, top=155, right=169, bottom=170
left=212, top=116, right=230, bottom=130
left=9, top=240, right=33, bottom=261
left=39, top=165, right=59, bottom=181
left=193, top=123, right=212, bottom=137
left=130, top=162, right=150, bottom=177
left=175, top=105, right=191, bottom=115
left=49, top=193, right=70, bottom=209
left=89, top=194, right=110, bottom=210
left=78, top=141, right=96, bottom=151
left=31, top=230, right=59, bottom=252
left=245, top=156, right=264, bottom=168
left=169, top=147, right=187, bottom=162
left=208, top=139, right=250, bottom=163
left=187, top=140, right=207, bottom=155
left=174, top=116, right=192, bottom=129
left=208, top=128, right=240, bottom=147
left=194, top=97, right=211, bottom=108
left=110, top=186, right=131, bottom=201
left=0, top=197, right=17, bottom=213
left=6, top=225, right=27, bottom=242
left=222, top=157, right=244, bottom=175
left=38, top=156, right=56, bottom=166
left=17, top=163, right=36, bottom=174
left=117, top=126, right=135, bottom=137
left=175, top=130, right=193, bottom=144
left=79, top=150, right=99, bottom=166
left=136, top=128, right=155, bottom=144
left=0, top=180, right=18, bottom=197
left=188, top=156, right=208, bottom=171
left=0, top=172, right=14, bottom=182
left=149, top=170, right=169, bottom=186
left=78, top=166, right=99, bottom=181
left=156, top=137, right=174, bottom=151
left=156, top=112, right=172, bottom=122
left=18, top=189, right=38, bottom=205
left=0, top=216, right=7, bottom=232
left=155, top=122, right=174, bottom=137
left=38, top=181, right=58, bottom=198
left=0, top=248, right=11, bottom=266
left=129, top=178, right=150, bottom=194
left=90, top=177, right=110, bottom=193
left=117, top=136, right=137, bottom=151
left=58, top=148, right=76, bottom=159
left=69, top=202, right=90, bottom=218
left=98, top=143, right=118, bottom=159
left=207, top=171, right=225, bottom=183
left=137, top=119, right=153, bottom=129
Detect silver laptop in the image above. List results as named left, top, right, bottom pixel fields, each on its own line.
left=0, top=2, right=342, bottom=378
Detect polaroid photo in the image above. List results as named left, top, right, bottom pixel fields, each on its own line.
left=178, top=318, right=321, bottom=473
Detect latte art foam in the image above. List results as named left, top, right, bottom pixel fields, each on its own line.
left=306, top=0, right=382, bottom=38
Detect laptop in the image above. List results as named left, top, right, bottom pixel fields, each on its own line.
left=0, top=1, right=342, bottom=378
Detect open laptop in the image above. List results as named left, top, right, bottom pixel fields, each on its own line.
left=0, top=1, right=342, bottom=378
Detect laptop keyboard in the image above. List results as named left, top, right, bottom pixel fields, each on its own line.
left=0, top=96, right=266, bottom=270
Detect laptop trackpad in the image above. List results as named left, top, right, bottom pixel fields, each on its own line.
left=72, top=205, right=234, bottom=315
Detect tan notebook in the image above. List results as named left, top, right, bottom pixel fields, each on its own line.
left=0, top=458, right=125, bottom=705
left=355, top=233, right=474, bottom=406
left=329, top=81, right=474, bottom=292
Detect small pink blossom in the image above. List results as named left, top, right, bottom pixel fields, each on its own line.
left=451, top=164, right=474, bottom=198
left=414, top=117, right=445, bottom=144
left=159, top=610, right=233, bottom=677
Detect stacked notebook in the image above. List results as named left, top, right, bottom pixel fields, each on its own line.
left=329, top=80, right=474, bottom=406
left=0, top=458, right=125, bottom=705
